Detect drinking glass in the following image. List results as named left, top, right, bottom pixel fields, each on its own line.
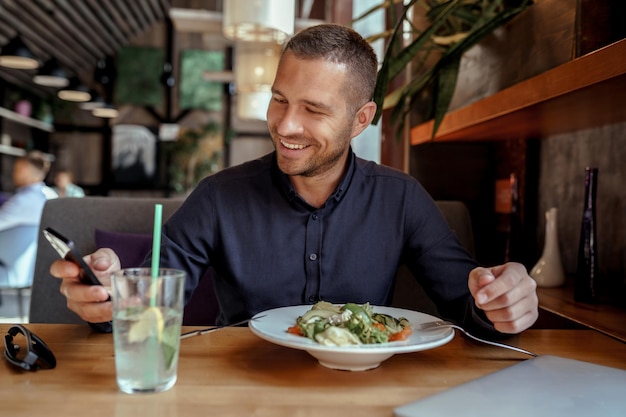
left=111, top=268, right=185, bottom=394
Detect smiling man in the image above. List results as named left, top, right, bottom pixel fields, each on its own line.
left=52, top=24, right=538, bottom=337
left=267, top=31, right=376, bottom=208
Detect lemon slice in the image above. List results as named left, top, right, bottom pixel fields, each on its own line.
left=128, top=307, right=164, bottom=343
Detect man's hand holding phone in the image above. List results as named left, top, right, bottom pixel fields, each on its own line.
left=49, top=242, right=121, bottom=324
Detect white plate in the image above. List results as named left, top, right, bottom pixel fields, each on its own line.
left=249, top=305, right=454, bottom=371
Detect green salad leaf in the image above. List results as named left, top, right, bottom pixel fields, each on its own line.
left=291, top=302, right=412, bottom=346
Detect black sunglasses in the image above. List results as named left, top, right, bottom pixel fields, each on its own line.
left=4, top=325, right=56, bottom=371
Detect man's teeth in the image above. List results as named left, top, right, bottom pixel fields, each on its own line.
left=281, top=140, right=306, bottom=150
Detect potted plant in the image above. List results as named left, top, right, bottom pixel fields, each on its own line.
left=354, top=0, right=534, bottom=140
left=164, top=121, right=223, bottom=195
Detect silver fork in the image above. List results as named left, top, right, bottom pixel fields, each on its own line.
left=179, top=315, right=267, bottom=339
left=419, top=320, right=537, bottom=357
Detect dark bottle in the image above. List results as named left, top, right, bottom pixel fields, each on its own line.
left=498, top=173, right=521, bottom=263
left=574, top=167, right=599, bottom=303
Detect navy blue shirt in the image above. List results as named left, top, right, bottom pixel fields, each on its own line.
left=159, top=149, right=493, bottom=333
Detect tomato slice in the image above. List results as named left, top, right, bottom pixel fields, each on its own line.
left=388, top=326, right=413, bottom=341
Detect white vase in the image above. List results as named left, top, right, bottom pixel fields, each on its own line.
left=530, top=207, right=565, bottom=287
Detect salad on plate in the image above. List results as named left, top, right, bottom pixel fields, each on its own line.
left=287, top=301, right=412, bottom=346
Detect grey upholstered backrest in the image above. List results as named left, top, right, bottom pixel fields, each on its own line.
left=434, top=200, right=475, bottom=258
left=30, top=197, right=183, bottom=324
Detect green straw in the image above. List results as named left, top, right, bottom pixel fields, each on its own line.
left=150, top=204, right=163, bottom=307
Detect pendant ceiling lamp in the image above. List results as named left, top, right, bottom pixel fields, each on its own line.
left=0, top=36, right=39, bottom=69
left=223, top=0, right=295, bottom=43
left=33, top=58, right=69, bottom=88
left=92, top=102, right=119, bottom=119
left=57, top=77, right=91, bottom=102
left=88, top=56, right=117, bottom=117
left=234, top=42, right=280, bottom=120
left=79, top=90, right=106, bottom=110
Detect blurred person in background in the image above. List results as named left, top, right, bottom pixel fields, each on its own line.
left=0, top=151, right=56, bottom=300
left=0, top=150, right=57, bottom=232
left=53, top=169, right=85, bottom=198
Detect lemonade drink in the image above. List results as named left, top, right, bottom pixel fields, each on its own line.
left=113, top=306, right=182, bottom=393
left=111, top=268, right=185, bottom=394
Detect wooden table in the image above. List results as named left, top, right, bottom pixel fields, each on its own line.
left=2, top=324, right=626, bottom=417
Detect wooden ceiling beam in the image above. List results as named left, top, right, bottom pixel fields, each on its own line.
left=56, top=0, right=115, bottom=56
left=138, top=0, right=158, bottom=28
left=114, top=1, right=143, bottom=39
left=72, top=0, right=123, bottom=52
left=100, top=1, right=133, bottom=39
left=148, top=0, right=165, bottom=21
left=85, top=0, right=128, bottom=46
left=18, top=0, right=99, bottom=65
left=126, top=0, right=151, bottom=34
left=0, top=9, right=91, bottom=73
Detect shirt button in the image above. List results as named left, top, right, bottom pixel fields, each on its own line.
left=309, top=253, right=318, bottom=261
left=308, top=295, right=318, bottom=303
left=312, top=213, right=318, bottom=220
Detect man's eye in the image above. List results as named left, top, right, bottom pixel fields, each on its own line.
left=273, top=97, right=287, bottom=104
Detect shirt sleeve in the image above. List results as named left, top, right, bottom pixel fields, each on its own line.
left=0, top=193, right=32, bottom=231
left=155, top=180, right=216, bottom=304
left=400, top=185, right=502, bottom=337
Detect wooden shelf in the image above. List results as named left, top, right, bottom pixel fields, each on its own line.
left=0, top=106, right=53, bottom=132
left=0, top=144, right=26, bottom=157
left=410, top=38, right=626, bottom=145
left=537, top=282, right=626, bottom=343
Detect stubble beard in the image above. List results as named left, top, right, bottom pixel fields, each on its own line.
left=270, top=125, right=353, bottom=178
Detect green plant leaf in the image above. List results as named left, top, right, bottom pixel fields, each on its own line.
left=372, top=0, right=463, bottom=124
left=370, top=0, right=534, bottom=140
left=431, top=55, right=461, bottom=138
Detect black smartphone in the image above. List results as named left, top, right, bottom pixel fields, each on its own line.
left=43, top=227, right=104, bottom=287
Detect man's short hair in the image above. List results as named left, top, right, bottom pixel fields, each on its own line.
left=282, top=24, right=378, bottom=114
left=22, top=150, right=51, bottom=175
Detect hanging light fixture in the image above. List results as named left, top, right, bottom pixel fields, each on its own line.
left=223, top=0, right=295, bottom=43
left=234, top=42, right=280, bottom=120
left=0, top=36, right=39, bottom=69
left=79, top=90, right=106, bottom=110
left=33, top=58, right=69, bottom=88
left=87, top=56, right=118, bottom=117
left=92, top=102, right=118, bottom=118
left=57, top=77, right=91, bottom=102
left=223, top=0, right=293, bottom=120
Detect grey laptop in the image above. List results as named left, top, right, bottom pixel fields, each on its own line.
left=394, top=355, right=626, bottom=417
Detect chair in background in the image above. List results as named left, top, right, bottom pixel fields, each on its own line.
left=435, top=200, right=475, bottom=257
left=30, top=197, right=218, bottom=326
left=0, top=224, right=39, bottom=320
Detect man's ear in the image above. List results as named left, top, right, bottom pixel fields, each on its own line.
left=350, top=101, right=377, bottom=139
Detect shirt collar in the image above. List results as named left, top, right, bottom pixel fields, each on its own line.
left=16, top=182, right=44, bottom=193
left=272, top=147, right=356, bottom=207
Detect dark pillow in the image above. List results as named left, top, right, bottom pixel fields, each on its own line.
left=94, top=229, right=152, bottom=268
left=94, top=228, right=219, bottom=326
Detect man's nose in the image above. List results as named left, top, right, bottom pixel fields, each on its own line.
left=273, top=106, right=304, bottom=137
